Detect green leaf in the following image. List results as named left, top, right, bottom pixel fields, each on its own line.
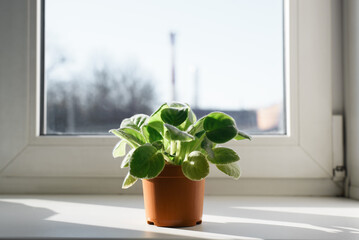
left=201, top=137, right=215, bottom=158
left=121, top=148, right=135, bottom=168
left=186, top=108, right=197, bottom=126
left=234, top=130, right=252, bottom=141
left=164, top=124, right=195, bottom=142
left=120, top=114, right=149, bottom=131
left=195, top=130, right=206, bottom=138
left=207, top=147, right=239, bottom=164
left=182, top=151, right=209, bottom=180
left=112, top=140, right=127, bottom=158
left=129, top=145, right=165, bottom=179
left=120, top=128, right=146, bottom=146
left=142, top=125, right=163, bottom=143
left=147, top=103, right=168, bottom=135
left=216, top=163, right=241, bottom=180
left=122, top=172, right=138, bottom=189
left=151, top=140, right=164, bottom=150
left=109, top=128, right=146, bottom=148
left=203, top=112, right=237, bottom=143
left=147, top=121, right=164, bottom=136
left=161, top=107, right=189, bottom=126
left=151, top=103, right=169, bottom=117
left=188, top=116, right=205, bottom=135
left=178, top=104, right=197, bottom=131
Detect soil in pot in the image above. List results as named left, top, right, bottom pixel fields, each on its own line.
left=142, top=163, right=205, bottom=227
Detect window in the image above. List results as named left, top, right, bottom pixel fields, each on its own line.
left=0, top=0, right=338, bottom=195
left=43, top=0, right=285, bottom=135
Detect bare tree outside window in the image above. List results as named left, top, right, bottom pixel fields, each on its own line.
left=46, top=57, right=156, bottom=134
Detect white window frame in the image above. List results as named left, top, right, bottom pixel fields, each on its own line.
left=0, top=0, right=340, bottom=195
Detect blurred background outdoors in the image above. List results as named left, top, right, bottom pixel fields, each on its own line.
left=44, top=0, right=285, bottom=135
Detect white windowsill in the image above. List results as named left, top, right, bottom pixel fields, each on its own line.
left=0, top=195, right=358, bottom=240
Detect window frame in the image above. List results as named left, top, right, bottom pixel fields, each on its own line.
left=0, top=0, right=340, bottom=195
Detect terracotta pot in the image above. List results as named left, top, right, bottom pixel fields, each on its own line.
left=142, top=164, right=205, bottom=227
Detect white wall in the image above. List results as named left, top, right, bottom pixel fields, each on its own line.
left=343, top=0, right=359, bottom=200
left=0, top=0, right=29, bottom=172
left=332, top=0, right=344, bottom=115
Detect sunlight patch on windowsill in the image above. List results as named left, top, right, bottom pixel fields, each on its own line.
left=233, top=206, right=359, bottom=219
left=203, top=214, right=341, bottom=233
left=0, top=198, right=260, bottom=240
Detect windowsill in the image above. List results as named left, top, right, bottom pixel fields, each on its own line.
left=0, top=195, right=358, bottom=240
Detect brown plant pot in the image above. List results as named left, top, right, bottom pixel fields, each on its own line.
left=142, top=164, right=205, bottom=227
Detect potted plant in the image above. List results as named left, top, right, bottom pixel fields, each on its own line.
left=110, top=102, right=251, bottom=227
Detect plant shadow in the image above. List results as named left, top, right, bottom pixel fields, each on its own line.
left=0, top=200, right=198, bottom=239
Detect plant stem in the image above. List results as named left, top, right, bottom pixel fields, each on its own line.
left=189, top=133, right=206, bottom=153
left=170, top=141, right=176, bottom=156
left=176, top=141, right=181, bottom=156
left=173, top=141, right=182, bottom=165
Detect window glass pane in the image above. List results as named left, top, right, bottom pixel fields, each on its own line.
left=44, top=0, right=285, bottom=135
